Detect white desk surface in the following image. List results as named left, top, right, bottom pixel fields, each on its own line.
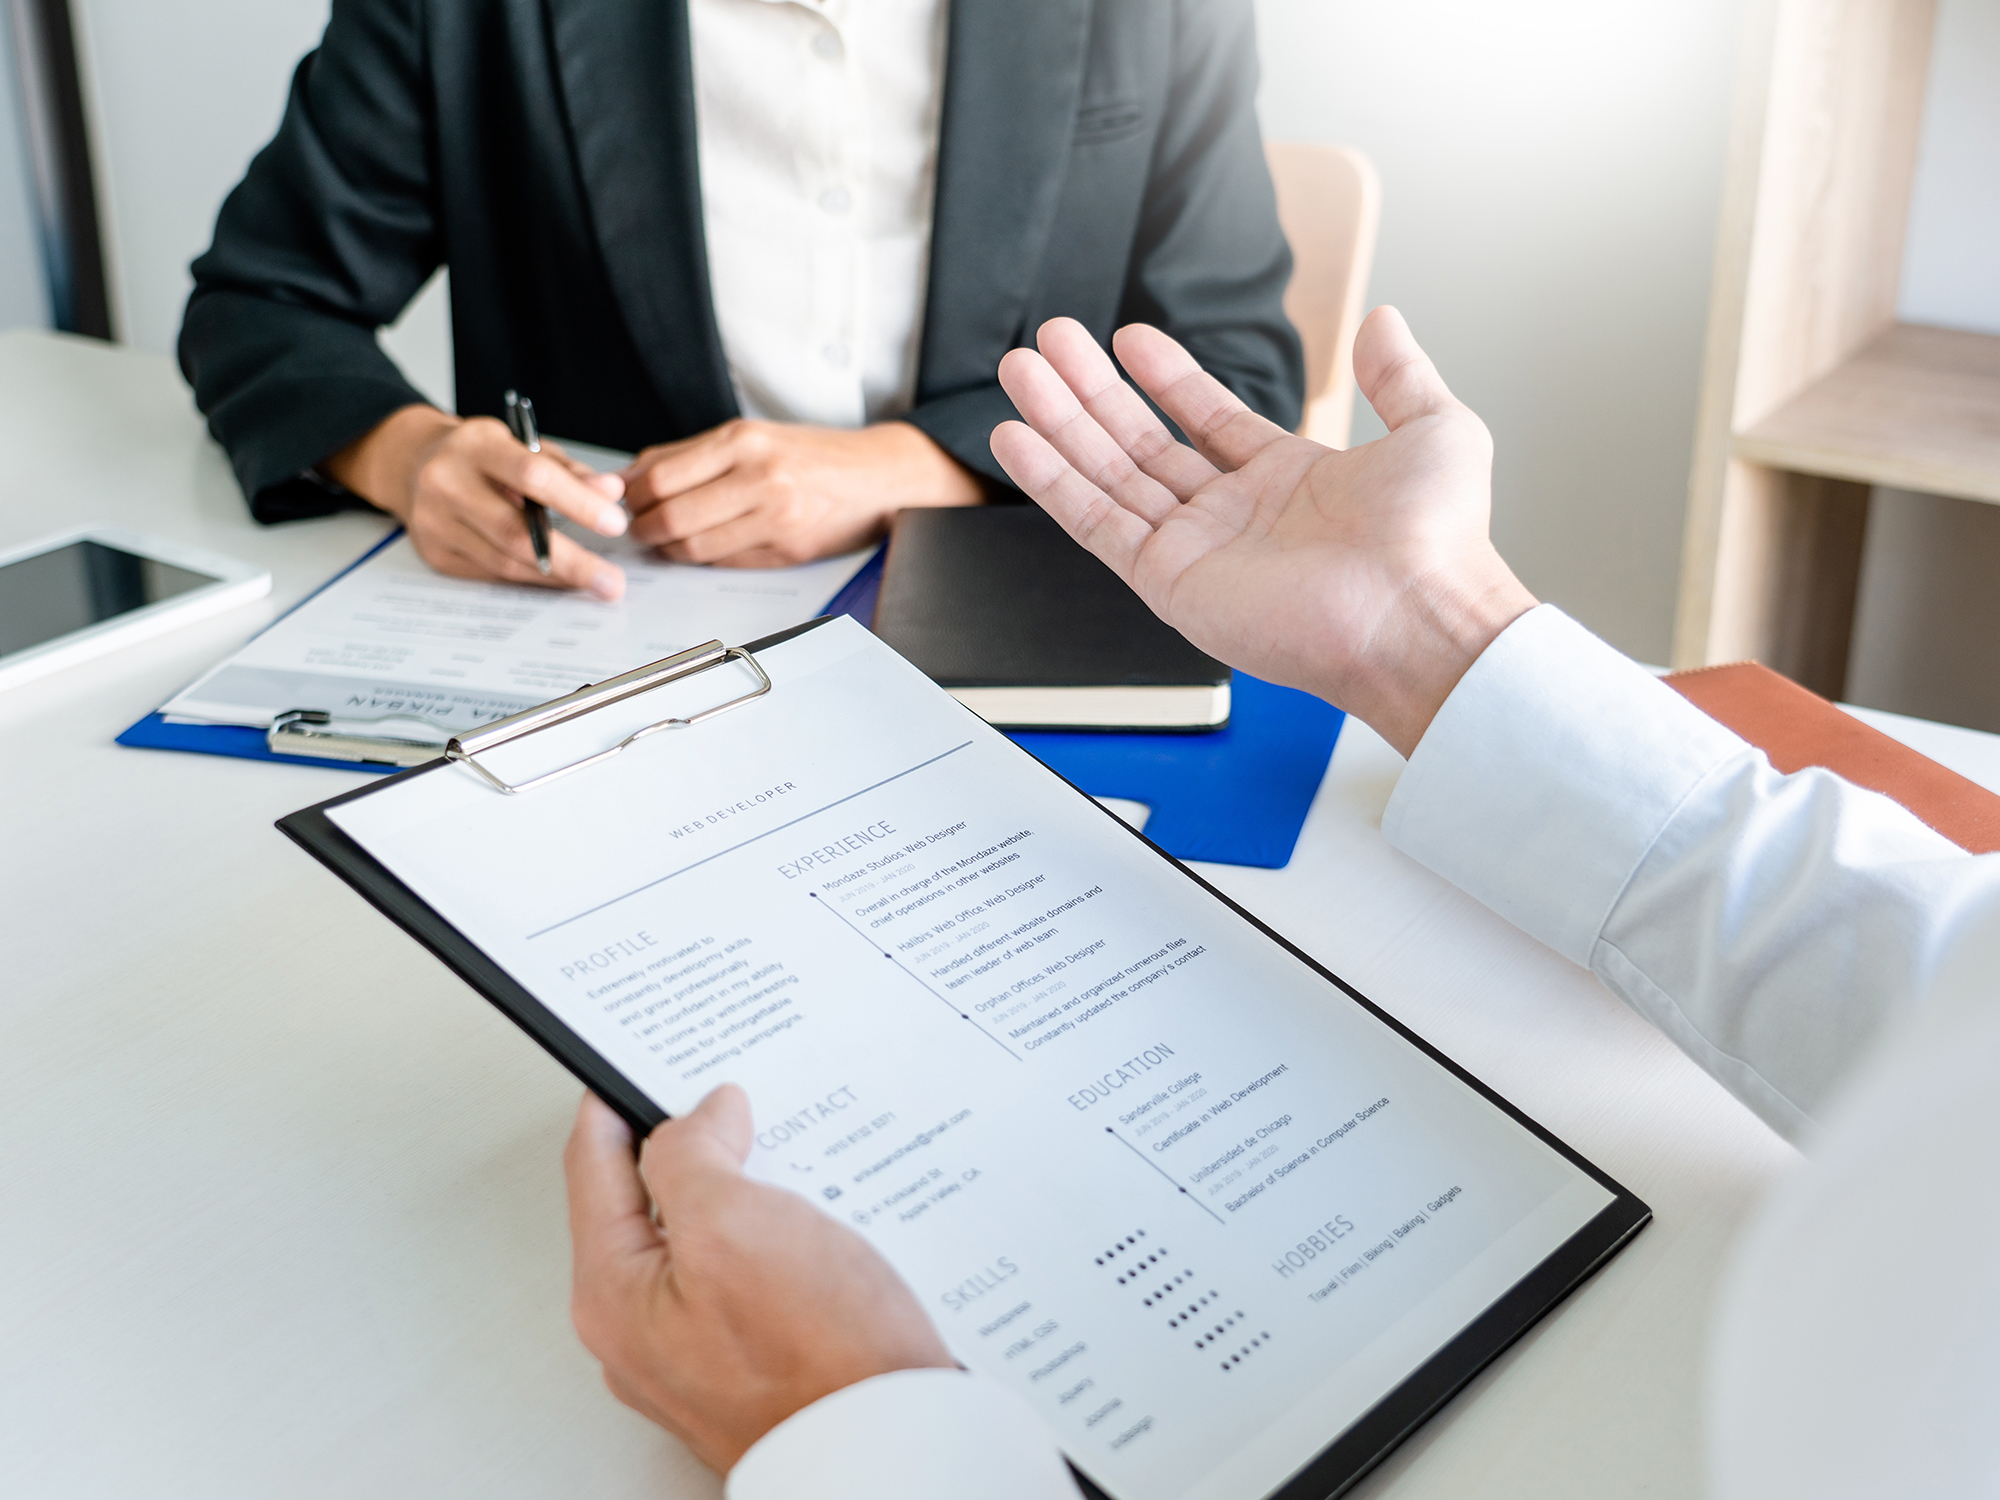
left=4, top=330, right=1995, bottom=1499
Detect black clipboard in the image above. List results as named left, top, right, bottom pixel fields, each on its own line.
left=278, top=615, right=1650, bottom=1500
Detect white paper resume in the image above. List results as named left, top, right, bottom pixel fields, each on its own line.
left=164, top=532, right=871, bottom=733
left=325, top=618, right=1620, bottom=1500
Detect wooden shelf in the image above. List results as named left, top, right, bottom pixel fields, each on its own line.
left=1734, top=323, right=2000, bottom=504
left=1674, top=0, right=1942, bottom=693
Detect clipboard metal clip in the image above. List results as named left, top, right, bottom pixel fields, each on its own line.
left=268, top=709, right=454, bottom=767
left=445, top=639, right=772, bottom=795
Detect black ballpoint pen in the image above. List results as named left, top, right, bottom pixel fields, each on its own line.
left=503, top=388, right=553, bottom=576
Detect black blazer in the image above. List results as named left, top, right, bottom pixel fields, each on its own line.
left=181, top=0, right=1305, bottom=523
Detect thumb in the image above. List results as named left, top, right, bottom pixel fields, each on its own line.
left=638, top=1083, right=756, bottom=1227
left=1352, top=306, right=1463, bottom=433
left=565, top=1092, right=663, bottom=1274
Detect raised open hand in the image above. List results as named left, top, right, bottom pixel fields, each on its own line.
left=990, top=309, right=1536, bottom=756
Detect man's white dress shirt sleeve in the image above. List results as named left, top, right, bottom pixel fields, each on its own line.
left=727, top=1369, right=1079, bottom=1500
left=1383, top=604, right=1982, bottom=1140
left=1386, top=604, right=2000, bottom=1499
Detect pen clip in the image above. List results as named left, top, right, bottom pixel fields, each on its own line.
left=503, top=388, right=541, bottom=453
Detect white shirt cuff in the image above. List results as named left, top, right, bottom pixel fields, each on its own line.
left=1381, top=604, right=1747, bottom=965
left=726, top=1369, right=1079, bottom=1500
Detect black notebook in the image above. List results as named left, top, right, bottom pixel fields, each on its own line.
left=871, top=506, right=1231, bottom=732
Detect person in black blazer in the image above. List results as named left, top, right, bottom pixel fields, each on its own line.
left=180, top=0, right=1303, bottom=595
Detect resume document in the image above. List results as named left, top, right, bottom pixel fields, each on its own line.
left=325, top=619, right=1617, bottom=1500
left=164, top=531, right=870, bottom=736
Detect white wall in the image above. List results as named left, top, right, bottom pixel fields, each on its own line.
left=1897, top=0, right=2000, bottom=337
left=0, top=15, right=52, bottom=331
left=75, top=0, right=321, bottom=352
left=1255, top=0, right=1746, bottom=663
left=1845, top=0, right=2000, bottom=734
left=73, top=0, right=451, bottom=404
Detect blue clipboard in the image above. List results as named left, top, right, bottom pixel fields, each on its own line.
left=116, top=528, right=406, bottom=771
left=119, top=531, right=883, bottom=773
left=823, top=548, right=1343, bottom=869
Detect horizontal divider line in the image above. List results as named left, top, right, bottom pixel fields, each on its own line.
left=525, top=741, right=974, bottom=940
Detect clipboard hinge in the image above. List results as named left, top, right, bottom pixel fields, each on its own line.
left=444, top=640, right=771, bottom=795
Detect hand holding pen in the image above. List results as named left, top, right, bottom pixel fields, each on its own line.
left=321, top=398, right=631, bottom=598
left=505, top=390, right=554, bottom=575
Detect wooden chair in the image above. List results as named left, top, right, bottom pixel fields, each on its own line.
left=1265, top=141, right=1383, bottom=449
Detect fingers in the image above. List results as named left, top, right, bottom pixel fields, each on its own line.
left=540, top=437, right=622, bottom=491
left=656, top=507, right=787, bottom=566
left=630, top=472, right=764, bottom=550
left=473, top=420, right=628, bottom=537
left=405, top=424, right=630, bottom=595
left=639, top=476, right=816, bottom=564
left=989, top=419, right=1151, bottom=583
left=1108, top=323, right=1293, bottom=471
left=543, top=534, right=625, bottom=600
left=1349, top=306, right=1465, bottom=433
left=441, top=502, right=627, bottom=600
left=638, top=1084, right=756, bottom=1234
left=542, top=439, right=631, bottom=511
left=621, top=426, right=746, bottom=515
left=565, top=1093, right=664, bottom=1281
left=1032, top=319, right=1220, bottom=506
left=997, top=348, right=1181, bottom=525
left=704, top=545, right=804, bottom=570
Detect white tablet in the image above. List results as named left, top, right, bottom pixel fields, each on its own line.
left=0, top=526, right=270, bottom=692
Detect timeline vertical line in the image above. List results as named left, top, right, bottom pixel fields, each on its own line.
left=1106, top=1127, right=1227, bottom=1225
left=808, top=891, right=1022, bottom=1061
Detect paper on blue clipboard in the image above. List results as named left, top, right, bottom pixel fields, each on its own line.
left=158, top=528, right=872, bottom=742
